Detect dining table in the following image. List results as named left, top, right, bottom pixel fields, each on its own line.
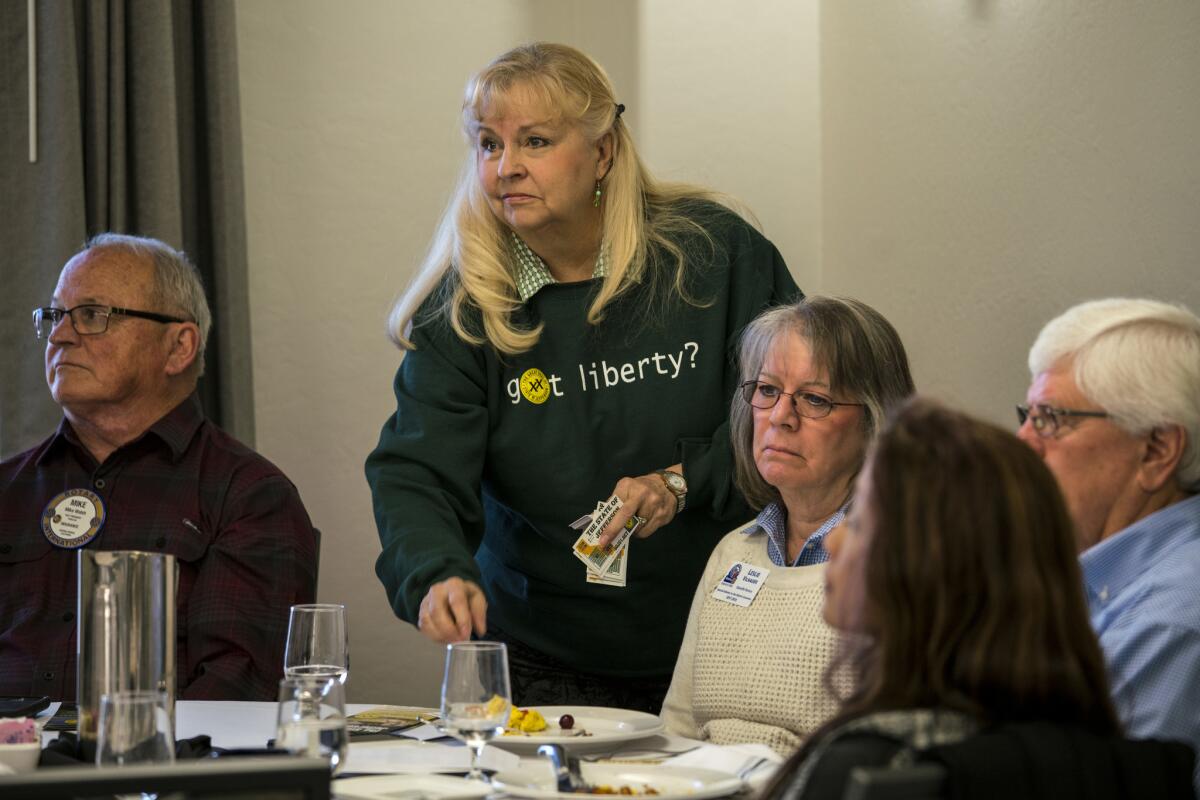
left=25, top=700, right=779, bottom=799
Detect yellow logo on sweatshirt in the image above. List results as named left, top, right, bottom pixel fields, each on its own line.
left=519, top=368, right=551, bottom=404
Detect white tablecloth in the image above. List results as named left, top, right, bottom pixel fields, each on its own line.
left=172, top=701, right=735, bottom=777
left=176, top=700, right=375, bottom=749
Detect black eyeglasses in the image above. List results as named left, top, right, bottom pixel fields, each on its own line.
left=1016, top=403, right=1109, bottom=438
left=740, top=380, right=864, bottom=420
left=33, top=305, right=188, bottom=340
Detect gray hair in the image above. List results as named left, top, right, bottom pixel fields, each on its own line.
left=730, top=296, right=916, bottom=510
left=83, top=233, right=212, bottom=378
left=1029, top=298, right=1200, bottom=492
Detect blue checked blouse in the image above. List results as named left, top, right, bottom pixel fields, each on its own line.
left=740, top=500, right=848, bottom=567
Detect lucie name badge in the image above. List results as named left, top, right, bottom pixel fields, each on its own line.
left=41, top=488, right=106, bottom=548
left=712, top=561, right=769, bottom=607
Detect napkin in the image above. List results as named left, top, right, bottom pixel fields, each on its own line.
left=390, top=722, right=454, bottom=742
left=664, top=742, right=782, bottom=787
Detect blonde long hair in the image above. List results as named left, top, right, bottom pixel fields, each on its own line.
left=388, top=42, right=729, bottom=354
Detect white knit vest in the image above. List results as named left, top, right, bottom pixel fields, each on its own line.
left=661, top=528, right=850, bottom=755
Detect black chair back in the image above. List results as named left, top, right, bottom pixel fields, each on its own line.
left=843, top=762, right=946, bottom=800
left=921, top=722, right=1196, bottom=800
left=840, top=722, right=1195, bottom=800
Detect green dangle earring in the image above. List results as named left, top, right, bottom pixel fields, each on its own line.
left=593, top=181, right=602, bottom=208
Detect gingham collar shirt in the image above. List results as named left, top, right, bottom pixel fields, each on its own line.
left=0, top=396, right=319, bottom=701
left=510, top=232, right=609, bottom=301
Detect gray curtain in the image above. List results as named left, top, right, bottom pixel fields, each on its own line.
left=0, top=0, right=254, bottom=458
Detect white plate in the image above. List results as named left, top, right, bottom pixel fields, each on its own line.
left=491, top=706, right=665, bottom=752
left=334, top=773, right=491, bottom=800
left=492, top=762, right=744, bottom=800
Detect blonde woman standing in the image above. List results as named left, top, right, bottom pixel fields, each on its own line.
left=366, top=43, right=798, bottom=711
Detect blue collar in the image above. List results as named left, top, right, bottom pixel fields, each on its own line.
left=1079, top=493, right=1200, bottom=606
left=741, top=500, right=848, bottom=567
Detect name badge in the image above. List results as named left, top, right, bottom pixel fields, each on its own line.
left=41, top=489, right=106, bottom=549
left=711, top=561, right=769, bottom=607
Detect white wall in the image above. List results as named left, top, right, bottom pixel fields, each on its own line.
left=820, top=2, right=1200, bottom=420
left=637, top=0, right=822, bottom=290
left=236, top=1, right=1200, bottom=705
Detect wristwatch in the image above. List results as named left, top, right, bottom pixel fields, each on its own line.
left=655, top=469, right=687, bottom=514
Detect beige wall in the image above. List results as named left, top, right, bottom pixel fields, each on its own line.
left=821, top=2, right=1200, bottom=419
left=236, top=1, right=1200, bottom=705
left=637, top=0, right=822, bottom=291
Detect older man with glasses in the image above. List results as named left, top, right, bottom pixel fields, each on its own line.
left=0, top=233, right=318, bottom=702
left=1018, top=297, right=1200, bottom=792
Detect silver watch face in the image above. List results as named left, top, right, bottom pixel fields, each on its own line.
left=660, top=471, right=686, bottom=494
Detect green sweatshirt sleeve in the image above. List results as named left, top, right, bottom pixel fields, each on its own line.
left=675, top=215, right=801, bottom=520
left=365, top=315, right=489, bottom=624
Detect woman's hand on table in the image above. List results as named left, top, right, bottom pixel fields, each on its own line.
left=595, top=467, right=682, bottom=548
left=418, top=577, right=488, bottom=642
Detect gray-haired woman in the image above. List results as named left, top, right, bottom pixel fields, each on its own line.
left=661, top=296, right=914, bottom=754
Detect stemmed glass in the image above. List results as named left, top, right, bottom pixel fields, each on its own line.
left=284, top=603, right=349, bottom=683
left=439, top=641, right=511, bottom=782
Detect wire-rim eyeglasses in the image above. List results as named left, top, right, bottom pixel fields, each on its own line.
left=33, top=305, right=189, bottom=340
left=739, top=380, right=864, bottom=420
left=1015, top=403, right=1109, bottom=438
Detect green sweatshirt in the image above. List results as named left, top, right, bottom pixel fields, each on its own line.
left=366, top=203, right=800, bottom=677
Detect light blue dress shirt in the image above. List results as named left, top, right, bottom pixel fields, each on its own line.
left=1079, top=492, right=1200, bottom=794
left=741, top=500, right=847, bottom=567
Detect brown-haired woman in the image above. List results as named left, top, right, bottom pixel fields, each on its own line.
left=766, top=397, right=1120, bottom=798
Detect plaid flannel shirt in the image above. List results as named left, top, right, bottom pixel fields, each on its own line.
left=0, top=395, right=318, bottom=700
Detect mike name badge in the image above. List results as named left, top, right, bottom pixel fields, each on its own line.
left=41, top=488, right=106, bottom=548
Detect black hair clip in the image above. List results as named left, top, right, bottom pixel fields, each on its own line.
left=615, top=103, right=626, bottom=119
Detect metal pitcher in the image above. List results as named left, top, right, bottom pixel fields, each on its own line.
left=77, top=550, right=177, bottom=740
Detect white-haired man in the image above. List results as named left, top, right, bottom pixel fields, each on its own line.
left=1019, top=297, right=1200, bottom=789
left=0, top=234, right=319, bottom=701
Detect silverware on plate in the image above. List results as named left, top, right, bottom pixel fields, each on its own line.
left=538, top=743, right=587, bottom=792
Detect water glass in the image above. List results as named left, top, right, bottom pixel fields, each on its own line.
left=275, top=675, right=348, bottom=774
left=440, top=641, right=511, bottom=781
left=95, top=690, right=175, bottom=766
left=284, top=603, right=349, bottom=683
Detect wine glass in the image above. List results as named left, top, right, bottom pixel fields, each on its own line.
left=439, top=641, right=511, bottom=781
left=275, top=676, right=348, bottom=774
left=284, top=603, right=349, bottom=683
